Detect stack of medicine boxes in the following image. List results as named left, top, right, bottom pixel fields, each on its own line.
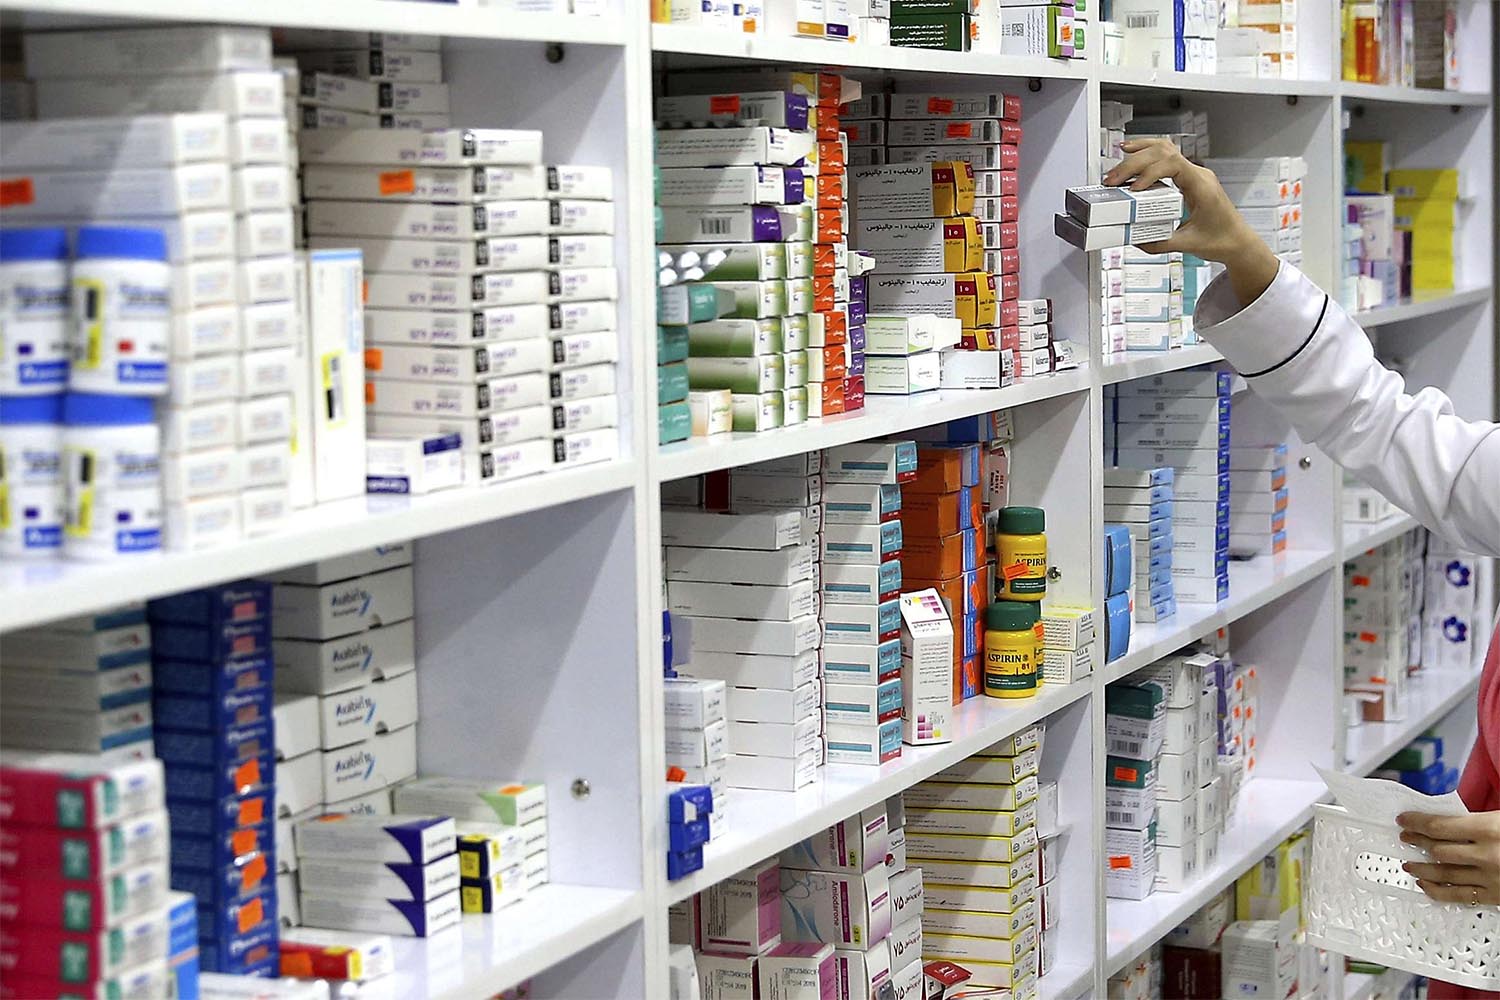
left=1114, top=0, right=1220, bottom=73
left=1229, top=443, right=1289, bottom=557
left=901, top=444, right=985, bottom=702
left=1135, top=654, right=1217, bottom=894
left=904, top=724, right=1043, bottom=993
left=269, top=547, right=418, bottom=837
left=1104, top=678, right=1164, bottom=900
left=1105, top=464, right=1176, bottom=624
left=303, top=125, right=620, bottom=485
left=777, top=808, right=900, bottom=994
left=906, top=728, right=1038, bottom=995
left=0, top=755, right=182, bottom=998
left=1209, top=639, right=1250, bottom=817
left=1391, top=168, right=1460, bottom=292
left=1098, top=244, right=1184, bottom=357
left=16, top=24, right=299, bottom=547
left=656, top=277, right=697, bottom=444
left=846, top=90, right=1023, bottom=384
left=664, top=779, right=716, bottom=880
left=660, top=675, right=728, bottom=853
left=1101, top=523, right=1134, bottom=663
left=0, top=607, right=154, bottom=758
left=1040, top=602, right=1096, bottom=688
left=687, top=859, right=784, bottom=993
left=823, top=441, right=919, bottom=763
left=1109, top=369, right=1232, bottom=607
left=293, top=814, right=459, bottom=937
left=148, top=581, right=278, bottom=974
left=276, top=31, right=449, bottom=131
left=1207, top=156, right=1305, bottom=272
left=849, top=158, right=975, bottom=394
left=392, top=775, right=550, bottom=901
left=1055, top=180, right=1181, bottom=253
left=1343, top=536, right=1416, bottom=724
left=663, top=500, right=822, bottom=791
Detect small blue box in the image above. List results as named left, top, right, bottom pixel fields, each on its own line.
left=667, top=846, right=704, bottom=881
left=162, top=745, right=274, bottom=802
left=171, top=817, right=274, bottom=872
left=170, top=850, right=273, bottom=905
left=1104, top=524, right=1133, bottom=597
left=957, top=486, right=979, bottom=529
left=940, top=412, right=1012, bottom=443
left=151, top=619, right=269, bottom=664
left=168, top=791, right=274, bottom=837
left=148, top=581, right=271, bottom=628
left=169, top=892, right=198, bottom=954
left=152, top=654, right=273, bottom=698
left=156, top=718, right=273, bottom=769
left=1138, top=567, right=1171, bottom=589
left=154, top=684, right=272, bottom=732
left=668, top=815, right=711, bottom=853
left=196, top=883, right=276, bottom=940
left=196, top=917, right=277, bottom=975
left=1105, top=592, right=1132, bottom=663
left=667, top=784, right=713, bottom=824
left=1145, top=582, right=1175, bottom=607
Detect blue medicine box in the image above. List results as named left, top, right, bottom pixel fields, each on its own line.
left=171, top=817, right=274, bottom=873
left=668, top=815, right=711, bottom=853
left=667, top=784, right=713, bottom=824
left=168, top=791, right=274, bottom=837
left=162, top=745, right=274, bottom=802
left=1104, top=524, right=1133, bottom=597
left=154, top=684, right=272, bottom=732
left=1105, top=592, right=1132, bottom=663
left=667, top=846, right=704, bottom=881
left=152, top=654, right=272, bottom=698
left=148, top=581, right=271, bottom=628
left=156, top=718, right=273, bottom=769
left=152, top=619, right=269, bottom=664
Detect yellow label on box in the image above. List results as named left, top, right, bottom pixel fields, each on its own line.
left=943, top=217, right=984, bottom=272
left=933, top=161, right=977, bottom=217
left=1387, top=168, right=1459, bottom=200
left=1393, top=198, right=1456, bottom=231
left=955, top=271, right=998, bottom=328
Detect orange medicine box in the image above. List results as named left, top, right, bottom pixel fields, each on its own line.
left=902, top=488, right=982, bottom=537
left=817, top=140, right=845, bottom=174
left=908, top=445, right=982, bottom=494
left=813, top=245, right=843, bottom=278
left=903, top=528, right=983, bottom=580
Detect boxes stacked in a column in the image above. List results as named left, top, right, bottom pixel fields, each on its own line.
left=1104, top=678, right=1163, bottom=900
left=1106, top=464, right=1177, bottom=620
left=1229, top=443, right=1289, bottom=557
left=148, top=580, right=279, bottom=974
left=300, top=127, right=620, bottom=485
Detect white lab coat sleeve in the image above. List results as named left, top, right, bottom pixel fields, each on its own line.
left=1194, top=260, right=1500, bottom=559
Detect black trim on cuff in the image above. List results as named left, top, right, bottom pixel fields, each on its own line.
left=1244, top=293, right=1329, bottom=379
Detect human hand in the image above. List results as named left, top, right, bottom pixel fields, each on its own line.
left=1396, top=809, right=1500, bottom=906
left=1102, top=138, right=1280, bottom=304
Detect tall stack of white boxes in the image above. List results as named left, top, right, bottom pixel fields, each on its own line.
left=1104, top=678, right=1163, bottom=900
left=1109, top=369, right=1232, bottom=608
left=1205, top=157, right=1306, bottom=273
left=1100, top=245, right=1185, bottom=357
left=1223, top=0, right=1298, bottom=80
left=664, top=499, right=824, bottom=792
left=11, top=26, right=299, bottom=548
left=268, top=546, right=418, bottom=928
left=1228, top=442, right=1289, bottom=557
left=1112, top=0, right=1221, bottom=73
left=1104, top=466, right=1176, bottom=624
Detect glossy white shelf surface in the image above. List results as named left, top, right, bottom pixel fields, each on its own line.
left=652, top=24, right=1089, bottom=79
left=1352, top=285, right=1493, bottom=328
left=1339, top=82, right=1492, bottom=106
left=1344, top=669, right=1483, bottom=776
left=665, top=678, right=1093, bottom=904
left=0, top=460, right=636, bottom=633
left=1040, top=962, right=1095, bottom=1000
left=1101, top=66, right=1337, bottom=97
left=387, top=884, right=643, bottom=1000
left=1105, top=549, right=1337, bottom=684
left=1341, top=512, right=1421, bottom=560
left=1101, top=343, right=1225, bottom=385
left=0, top=0, right=626, bottom=42
left=1105, top=776, right=1329, bottom=974
left=654, top=368, right=1090, bottom=482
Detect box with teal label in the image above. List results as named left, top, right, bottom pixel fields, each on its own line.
left=823, top=599, right=902, bottom=646
left=822, top=639, right=902, bottom=685
left=822, top=483, right=902, bottom=524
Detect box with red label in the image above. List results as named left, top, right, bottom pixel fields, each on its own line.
left=886, top=92, right=1022, bottom=122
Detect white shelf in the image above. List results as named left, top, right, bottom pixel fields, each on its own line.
left=0, top=460, right=636, bottom=633
left=1341, top=512, right=1421, bottom=560
left=1101, top=344, right=1224, bottom=385
left=651, top=24, right=1088, bottom=79
left=666, top=677, right=1093, bottom=904
left=1352, top=285, right=1493, bottom=327
left=1104, top=777, right=1328, bottom=973
left=1039, top=963, right=1095, bottom=1000
left=0, top=0, right=626, bottom=43
left=654, top=368, right=1090, bottom=481
left=386, top=884, right=643, bottom=1000
left=1343, top=669, right=1482, bottom=776
left=1100, top=66, right=1337, bottom=97
left=1338, top=82, right=1492, bottom=106
left=1105, top=549, right=1337, bottom=684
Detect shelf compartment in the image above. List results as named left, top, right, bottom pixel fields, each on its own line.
left=1101, top=66, right=1337, bottom=97
left=655, top=368, right=1090, bottom=482
left=1339, top=82, right=1491, bottom=106
left=0, top=460, right=637, bottom=633
left=1343, top=668, right=1483, bottom=776
left=1105, top=549, right=1337, bottom=685
left=1101, top=344, right=1224, bottom=385
left=1341, top=512, right=1421, bottom=560
left=1104, top=776, right=1328, bottom=974
left=666, top=677, right=1092, bottom=904
left=1352, top=285, right=1492, bottom=327
left=387, top=884, right=643, bottom=1000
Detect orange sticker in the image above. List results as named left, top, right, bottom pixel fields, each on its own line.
left=1113, top=766, right=1138, bottom=783
left=0, top=178, right=35, bottom=207
left=1108, top=855, right=1133, bottom=870
left=231, top=828, right=259, bottom=857
left=1360, top=631, right=1378, bottom=643
left=1002, top=562, right=1030, bottom=581
left=365, top=381, right=376, bottom=404
left=946, top=123, right=972, bottom=139
left=379, top=170, right=416, bottom=196
left=1032, top=623, right=1046, bottom=641
left=710, top=95, right=741, bottom=116
left=1351, top=574, right=1371, bottom=587
left=364, top=348, right=384, bottom=370
left=241, top=853, right=268, bottom=890
left=237, top=897, right=264, bottom=934
left=233, top=758, right=261, bottom=793
left=281, top=954, right=315, bottom=978
left=238, top=798, right=264, bottom=827
left=928, top=97, right=954, bottom=114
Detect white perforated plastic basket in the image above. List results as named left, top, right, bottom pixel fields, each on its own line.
left=1305, top=803, right=1500, bottom=991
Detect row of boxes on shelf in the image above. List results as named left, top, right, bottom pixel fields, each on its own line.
left=650, top=0, right=1086, bottom=59
left=1105, top=632, right=1255, bottom=900
left=1344, top=143, right=1461, bottom=307
left=1342, top=0, right=1461, bottom=89
left=1104, top=0, right=1299, bottom=79
left=668, top=719, right=1062, bottom=998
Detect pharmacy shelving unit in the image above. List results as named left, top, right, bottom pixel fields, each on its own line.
left=0, top=1, right=1492, bottom=998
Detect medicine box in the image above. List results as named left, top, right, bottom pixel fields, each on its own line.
left=319, top=724, right=417, bottom=805
left=663, top=678, right=728, bottom=730
left=725, top=749, right=819, bottom=791
left=726, top=682, right=820, bottom=725
left=272, top=566, right=415, bottom=641
left=822, top=639, right=902, bottom=686
left=297, top=889, right=460, bottom=938
left=316, top=672, right=419, bottom=750
left=661, top=509, right=806, bottom=550
left=779, top=866, right=891, bottom=949
left=780, top=807, right=889, bottom=874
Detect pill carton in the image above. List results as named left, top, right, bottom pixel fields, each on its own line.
left=661, top=509, right=806, bottom=550
left=298, top=852, right=460, bottom=903
left=316, top=672, right=420, bottom=750
left=392, top=777, right=547, bottom=827
left=655, top=127, right=817, bottom=168
left=725, top=749, right=819, bottom=791
left=779, top=866, right=892, bottom=949
left=781, top=807, right=889, bottom=874
left=699, top=859, right=782, bottom=955
left=298, top=127, right=541, bottom=166
left=319, top=725, right=417, bottom=805
left=272, top=566, right=415, bottom=641
left=297, top=889, right=459, bottom=938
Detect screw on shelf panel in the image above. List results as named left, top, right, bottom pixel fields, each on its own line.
left=1300, top=456, right=1313, bottom=470
left=572, top=778, right=591, bottom=800
left=547, top=43, right=566, bottom=64
left=1353, top=104, right=1366, bottom=118
left=1287, top=95, right=1299, bottom=107
left=1048, top=566, right=1063, bottom=581
left=1028, top=78, right=1043, bottom=93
